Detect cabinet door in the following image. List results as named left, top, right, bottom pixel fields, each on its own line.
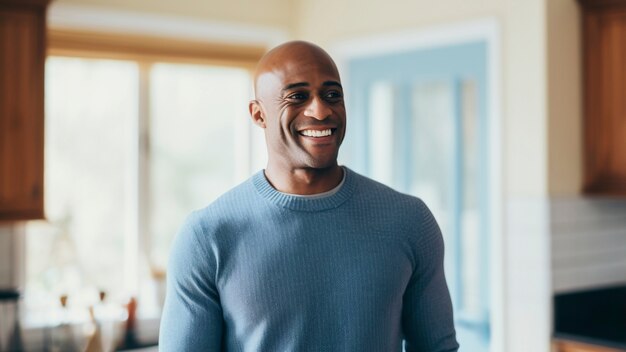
left=582, top=3, right=626, bottom=195
left=0, top=4, right=47, bottom=220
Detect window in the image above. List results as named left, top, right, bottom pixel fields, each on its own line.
left=25, top=53, right=262, bottom=324
left=148, top=63, right=251, bottom=271
left=346, top=41, right=491, bottom=350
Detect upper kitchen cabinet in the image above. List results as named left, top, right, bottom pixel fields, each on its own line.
left=0, top=0, right=50, bottom=220
left=579, top=0, right=626, bottom=196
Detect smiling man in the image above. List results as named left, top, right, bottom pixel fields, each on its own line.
left=250, top=41, right=346, bottom=194
left=159, top=41, right=459, bottom=352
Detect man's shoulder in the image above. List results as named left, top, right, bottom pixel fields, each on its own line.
left=348, top=168, right=426, bottom=209
left=195, top=178, right=258, bottom=215
left=209, top=176, right=258, bottom=208
left=182, top=175, right=259, bottom=232
left=346, top=168, right=438, bottom=245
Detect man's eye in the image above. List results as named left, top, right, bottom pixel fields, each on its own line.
left=287, top=93, right=308, bottom=100
left=325, top=91, right=343, bottom=100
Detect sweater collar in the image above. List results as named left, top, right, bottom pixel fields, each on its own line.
left=251, top=167, right=357, bottom=212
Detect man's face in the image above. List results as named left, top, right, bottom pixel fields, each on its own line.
left=251, top=52, right=346, bottom=171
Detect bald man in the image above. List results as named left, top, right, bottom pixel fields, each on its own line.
left=159, top=41, right=459, bottom=352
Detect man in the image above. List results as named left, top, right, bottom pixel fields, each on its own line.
left=159, top=41, right=459, bottom=351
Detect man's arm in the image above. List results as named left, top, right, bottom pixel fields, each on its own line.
left=159, top=212, right=223, bottom=351
left=402, top=200, right=459, bottom=352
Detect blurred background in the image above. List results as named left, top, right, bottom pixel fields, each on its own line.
left=1, top=0, right=625, bottom=351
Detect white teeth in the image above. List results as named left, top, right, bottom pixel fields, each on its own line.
left=301, top=129, right=332, bottom=137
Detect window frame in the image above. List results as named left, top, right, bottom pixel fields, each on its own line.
left=33, top=28, right=264, bottom=314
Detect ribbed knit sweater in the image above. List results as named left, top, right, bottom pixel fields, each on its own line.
left=159, top=167, right=459, bottom=352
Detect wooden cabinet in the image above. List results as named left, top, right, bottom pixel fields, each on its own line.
left=579, top=0, right=626, bottom=195
left=0, top=0, right=49, bottom=220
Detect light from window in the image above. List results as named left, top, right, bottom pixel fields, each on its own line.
left=25, top=56, right=256, bottom=324
left=26, top=57, right=138, bottom=321
left=148, top=63, right=251, bottom=273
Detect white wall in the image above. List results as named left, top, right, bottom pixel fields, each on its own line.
left=295, top=0, right=502, bottom=44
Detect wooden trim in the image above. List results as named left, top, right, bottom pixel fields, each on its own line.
left=0, top=0, right=50, bottom=9
left=47, top=28, right=265, bottom=69
left=578, top=0, right=626, bottom=9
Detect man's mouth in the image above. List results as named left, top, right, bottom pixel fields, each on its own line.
left=298, top=128, right=336, bottom=138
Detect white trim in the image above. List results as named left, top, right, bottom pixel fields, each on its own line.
left=485, top=22, right=505, bottom=352
left=331, top=18, right=505, bottom=352
left=47, top=3, right=289, bottom=47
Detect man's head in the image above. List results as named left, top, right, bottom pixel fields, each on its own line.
left=249, top=41, right=346, bottom=172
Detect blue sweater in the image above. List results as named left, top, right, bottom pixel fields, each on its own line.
left=159, top=167, right=459, bottom=352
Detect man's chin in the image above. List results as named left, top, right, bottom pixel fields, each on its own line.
left=301, top=155, right=340, bottom=170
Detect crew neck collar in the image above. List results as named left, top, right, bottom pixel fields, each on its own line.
left=252, top=167, right=356, bottom=212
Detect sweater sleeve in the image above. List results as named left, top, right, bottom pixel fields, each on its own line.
left=159, top=212, right=223, bottom=351
left=402, top=200, right=459, bottom=352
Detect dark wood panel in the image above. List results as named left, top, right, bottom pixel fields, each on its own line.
left=0, top=2, right=47, bottom=220
left=579, top=0, right=626, bottom=10
left=582, top=4, right=626, bottom=195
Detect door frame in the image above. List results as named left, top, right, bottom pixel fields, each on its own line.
left=331, top=18, right=504, bottom=352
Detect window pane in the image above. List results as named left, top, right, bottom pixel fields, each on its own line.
left=149, top=63, right=251, bottom=271
left=26, top=57, right=138, bottom=316
left=368, top=82, right=395, bottom=185
left=410, top=81, right=455, bottom=239
left=410, top=81, right=457, bottom=299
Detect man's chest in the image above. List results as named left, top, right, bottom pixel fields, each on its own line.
left=214, top=221, right=415, bottom=325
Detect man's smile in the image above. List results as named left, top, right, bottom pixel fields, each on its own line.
left=298, top=128, right=337, bottom=137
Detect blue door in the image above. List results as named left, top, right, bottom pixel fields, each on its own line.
left=343, top=41, right=490, bottom=352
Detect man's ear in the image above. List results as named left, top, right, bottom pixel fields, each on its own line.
left=249, top=100, right=266, bottom=128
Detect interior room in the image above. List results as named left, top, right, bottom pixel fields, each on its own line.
left=1, top=0, right=625, bottom=351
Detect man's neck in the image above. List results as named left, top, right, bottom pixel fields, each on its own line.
left=264, top=164, right=344, bottom=195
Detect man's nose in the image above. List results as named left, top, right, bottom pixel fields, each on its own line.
left=303, top=95, right=331, bottom=120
